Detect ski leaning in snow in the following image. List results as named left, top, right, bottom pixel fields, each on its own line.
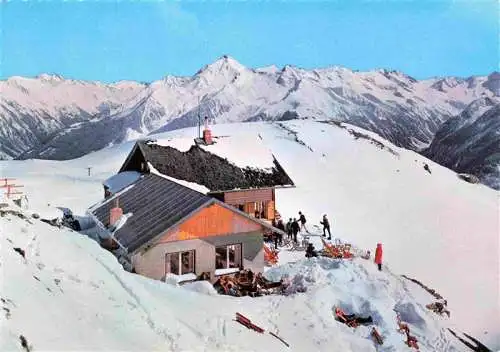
left=371, top=327, right=384, bottom=345
left=235, top=313, right=289, bottom=347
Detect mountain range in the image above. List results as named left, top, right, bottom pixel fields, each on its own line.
left=1, top=56, right=499, bottom=187
left=424, top=97, right=500, bottom=189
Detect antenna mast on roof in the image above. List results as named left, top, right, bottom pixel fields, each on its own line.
left=198, top=96, right=201, bottom=139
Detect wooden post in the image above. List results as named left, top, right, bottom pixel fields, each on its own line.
left=2, top=178, right=15, bottom=187
left=5, top=185, right=23, bottom=198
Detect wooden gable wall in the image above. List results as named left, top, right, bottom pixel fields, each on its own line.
left=158, top=203, right=263, bottom=243
left=222, top=188, right=274, bottom=205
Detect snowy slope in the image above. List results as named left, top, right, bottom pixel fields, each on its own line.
left=423, top=97, right=500, bottom=189
left=1, top=202, right=466, bottom=352
left=3, top=57, right=498, bottom=160
left=1, top=120, right=498, bottom=350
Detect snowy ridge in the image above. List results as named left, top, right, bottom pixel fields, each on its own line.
left=2, top=56, right=498, bottom=160
left=423, top=97, right=500, bottom=189
left=1, top=120, right=498, bottom=349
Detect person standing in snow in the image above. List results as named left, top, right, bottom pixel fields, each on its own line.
left=273, top=231, right=279, bottom=250
left=320, top=214, right=331, bottom=240
left=374, top=243, right=383, bottom=271
left=298, top=211, right=308, bottom=233
left=277, top=219, right=285, bottom=246
left=305, top=243, right=318, bottom=258
left=291, top=218, right=300, bottom=243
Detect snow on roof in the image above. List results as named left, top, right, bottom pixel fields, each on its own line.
left=88, top=182, right=137, bottom=213
left=147, top=162, right=210, bottom=194
left=199, top=134, right=275, bottom=170
left=146, top=137, right=195, bottom=153
left=110, top=212, right=133, bottom=233
left=103, top=171, right=141, bottom=194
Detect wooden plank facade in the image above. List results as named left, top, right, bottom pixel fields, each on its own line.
left=210, top=188, right=277, bottom=221
left=158, top=203, right=263, bottom=243
left=132, top=203, right=265, bottom=282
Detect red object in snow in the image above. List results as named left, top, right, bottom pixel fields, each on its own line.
left=235, top=313, right=289, bottom=347
left=371, top=327, right=384, bottom=345
left=235, top=313, right=265, bottom=333
left=406, top=334, right=419, bottom=350
left=374, top=243, right=383, bottom=265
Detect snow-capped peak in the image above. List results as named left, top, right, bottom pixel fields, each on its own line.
left=195, top=55, right=247, bottom=77
left=457, top=96, right=498, bottom=122
left=36, top=73, right=65, bottom=82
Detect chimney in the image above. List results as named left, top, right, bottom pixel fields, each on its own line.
left=109, top=198, right=123, bottom=227
left=203, top=116, right=213, bottom=145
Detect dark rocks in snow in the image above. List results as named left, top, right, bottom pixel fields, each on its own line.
left=0, top=208, right=32, bottom=223
left=276, top=123, right=314, bottom=152
left=2, top=297, right=14, bottom=319
left=457, top=173, right=480, bottom=184
left=40, top=218, right=62, bottom=228
left=423, top=163, right=431, bottom=174
left=19, top=335, right=32, bottom=352
left=401, top=275, right=444, bottom=300
left=448, top=329, right=493, bottom=352
left=13, top=247, right=26, bottom=259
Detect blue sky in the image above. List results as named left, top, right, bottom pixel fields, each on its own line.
left=2, top=0, right=498, bottom=83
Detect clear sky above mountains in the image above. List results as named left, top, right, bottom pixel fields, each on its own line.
left=2, top=0, right=498, bottom=83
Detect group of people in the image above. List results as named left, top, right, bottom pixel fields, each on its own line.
left=270, top=211, right=334, bottom=249
left=270, top=211, right=384, bottom=272
left=271, top=211, right=309, bottom=248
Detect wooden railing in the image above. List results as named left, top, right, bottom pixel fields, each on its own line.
left=0, top=178, right=24, bottom=199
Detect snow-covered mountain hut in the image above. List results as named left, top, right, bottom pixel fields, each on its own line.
left=90, top=173, right=284, bottom=282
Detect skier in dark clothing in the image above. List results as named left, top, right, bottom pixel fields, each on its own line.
left=320, top=214, right=331, bottom=240
left=277, top=219, right=285, bottom=232
left=286, top=218, right=293, bottom=240
left=305, top=243, right=318, bottom=258
left=291, top=218, right=300, bottom=243
left=276, top=219, right=285, bottom=246
left=298, top=211, right=308, bottom=233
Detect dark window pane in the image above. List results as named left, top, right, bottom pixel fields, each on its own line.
left=228, top=244, right=242, bottom=268
left=216, top=247, right=227, bottom=269
left=168, top=252, right=179, bottom=275
left=181, top=251, right=194, bottom=274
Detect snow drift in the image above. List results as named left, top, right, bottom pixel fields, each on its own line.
left=1, top=201, right=466, bottom=351
left=1, top=120, right=498, bottom=350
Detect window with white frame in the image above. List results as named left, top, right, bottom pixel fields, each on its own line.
left=215, top=244, right=242, bottom=270
left=165, top=250, right=195, bottom=276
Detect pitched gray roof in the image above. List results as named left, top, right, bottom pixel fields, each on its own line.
left=91, top=173, right=212, bottom=253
